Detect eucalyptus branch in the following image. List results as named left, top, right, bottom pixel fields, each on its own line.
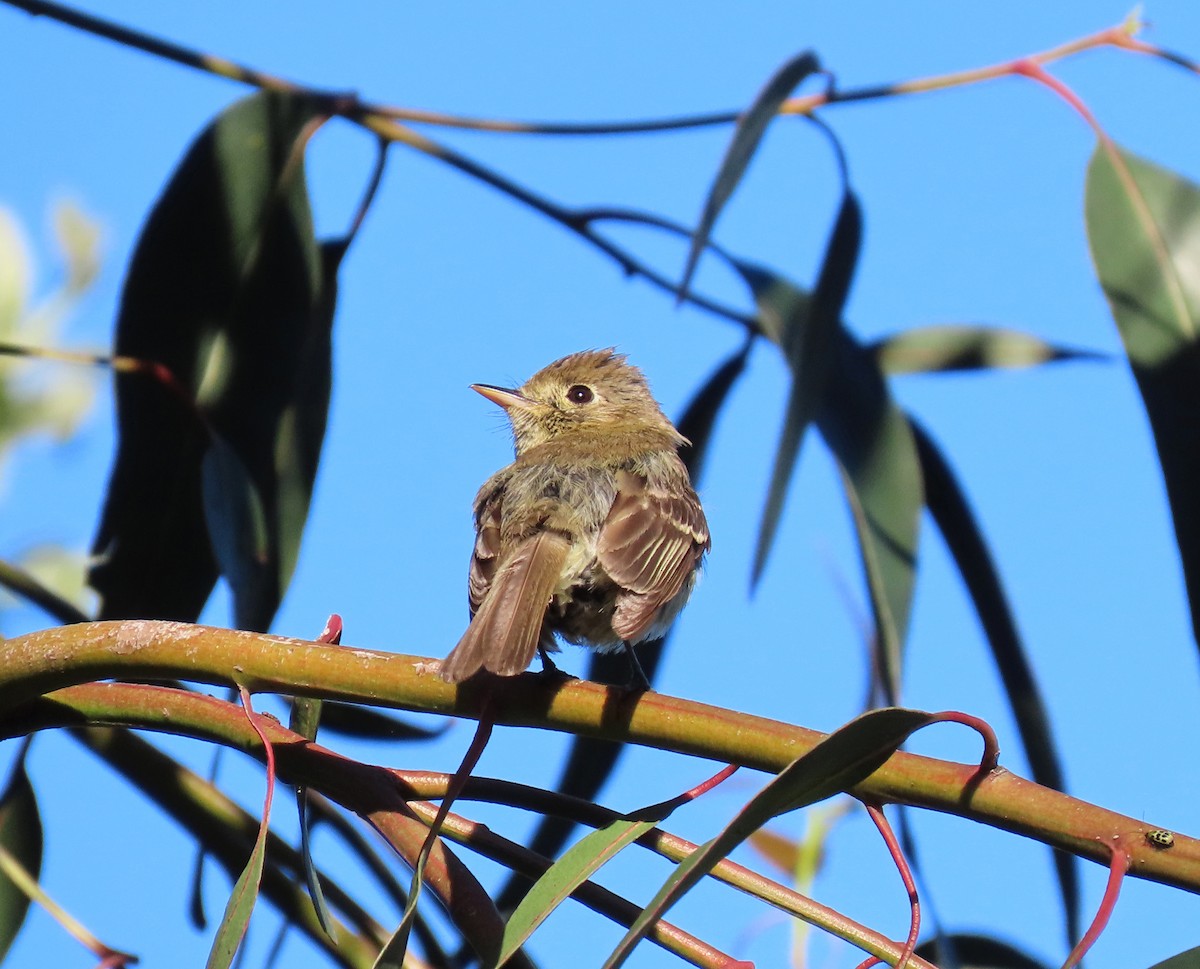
left=22, top=689, right=773, bottom=968
left=3, top=1, right=1172, bottom=134
left=70, top=725, right=383, bottom=969
left=3, top=1, right=1184, bottom=335
left=69, top=717, right=520, bottom=968
left=3, top=620, right=1197, bottom=896
left=16, top=681, right=936, bottom=969
left=35, top=682, right=924, bottom=963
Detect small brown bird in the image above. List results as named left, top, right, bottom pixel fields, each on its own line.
left=439, top=349, right=710, bottom=687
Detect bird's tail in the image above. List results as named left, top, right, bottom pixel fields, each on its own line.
left=439, top=531, right=571, bottom=682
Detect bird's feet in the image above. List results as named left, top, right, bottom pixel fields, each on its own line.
left=538, top=648, right=577, bottom=683
left=623, top=644, right=653, bottom=693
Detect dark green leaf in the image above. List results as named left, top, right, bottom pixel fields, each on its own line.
left=744, top=188, right=863, bottom=587
left=275, top=239, right=342, bottom=597
left=289, top=697, right=323, bottom=746
left=870, top=325, right=1104, bottom=375
left=294, top=787, right=335, bottom=942
left=0, top=744, right=41, bottom=962
left=680, top=51, right=821, bottom=298
left=730, top=254, right=918, bottom=701
left=201, top=436, right=272, bottom=631
left=744, top=269, right=825, bottom=587
left=1148, top=946, right=1200, bottom=969
left=1085, top=145, right=1200, bottom=648
left=90, top=91, right=334, bottom=631
left=910, top=419, right=1078, bottom=945
left=916, top=932, right=1051, bottom=969
left=601, top=708, right=943, bottom=969
left=290, top=617, right=342, bottom=941
left=817, top=328, right=922, bottom=703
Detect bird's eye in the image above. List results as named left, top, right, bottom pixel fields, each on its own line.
left=566, top=384, right=594, bottom=404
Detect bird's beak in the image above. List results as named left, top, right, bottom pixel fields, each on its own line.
left=471, top=383, right=537, bottom=412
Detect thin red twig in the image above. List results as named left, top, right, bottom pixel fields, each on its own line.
left=929, top=710, right=1000, bottom=774
left=238, top=685, right=277, bottom=820
left=635, top=764, right=740, bottom=820
left=863, top=802, right=919, bottom=969
left=1062, top=843, right=1129, bottom=969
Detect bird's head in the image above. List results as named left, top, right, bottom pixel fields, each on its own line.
left=472, top=349, right=685, bottom=455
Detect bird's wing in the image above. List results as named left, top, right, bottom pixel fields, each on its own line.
left=467, top=491, right=503, bottom=617
left=597, top=468, right=709, bottom=642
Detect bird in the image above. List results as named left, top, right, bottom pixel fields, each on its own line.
left=439, top=349, right=710, bottom=687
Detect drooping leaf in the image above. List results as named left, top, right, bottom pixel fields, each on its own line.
left=818, top=328, right=922, bottom=703
left=741, top=189, right=863, bottom=588
left=295, top=785, right=335, bottom=943
left=601, top=708, right=948, bottom=969
left=1085, top=145, right=1200, bottom=648
left=679, top=51, right=822, bottom=298
left=910, top=418, right=1079, bottom=945
left=496, top=818, right=656, bottom=967
left=206, top=835, right=268, bottom=969
left=870, top=324, right=1104, bottom=375
left=201, top=435, right=272, bottom=630
left=730, top=254, right=918, bottom=701
left=275, top=238, right=343, bottom=599
left=0, top=744, right=41, bottom=961
left=90, top=91, right=334, bottom=631
left=734, top=266, right=824, bottom=588
left=291, top=615, right=341, bottom=942
left=497, top=765, right=736, bottom=967
left=207, top=690, right=277, bottom=969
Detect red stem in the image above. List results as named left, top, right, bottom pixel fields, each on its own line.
left=1062, top=844, right=1129, bottom=969
left=929, top=710, right=999, bottom=774
left=864, top=802, right=920, bottom=969
left=238, top=685, right=277, bottom=820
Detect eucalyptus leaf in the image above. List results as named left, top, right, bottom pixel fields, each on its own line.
left=90, top=91, right=334, bottom=631
left=680, top=51, right=821, bottom=298
left=1085, top=144, right=1200, bottom=648
left=602, top=708, right=947, bottom=969
left=871, top=324, right=1103, bottom=375
left=0, top=745, right=41, bottom=962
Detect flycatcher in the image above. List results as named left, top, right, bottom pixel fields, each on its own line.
left=439, top=349, right=710, bottom=686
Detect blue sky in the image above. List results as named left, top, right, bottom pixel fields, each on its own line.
left=2, top=2, right=1199, bottom=967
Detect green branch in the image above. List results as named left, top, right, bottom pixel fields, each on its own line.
left=3, top=620, right=1196, bottom=896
